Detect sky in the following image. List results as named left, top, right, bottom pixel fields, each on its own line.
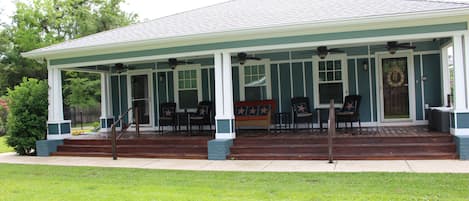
left=0, top=0, right=230, bottom=24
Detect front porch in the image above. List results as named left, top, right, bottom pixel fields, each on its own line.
left=49, top=126, right=457, bottom=160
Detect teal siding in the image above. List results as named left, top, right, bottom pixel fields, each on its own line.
left=111, top=76, right=120, bottom=122
left=348, top=59, right=357, bottom=95
left=291, top=62, right=304, bottom=97
left=414, top=55, right=424, bottom=121
left=209, top=68, right=215, bottom=103
left=167, top=71, right=174, bottom=102
left=232, top=66, right=240, bottom=102
left=153, top=72, right=159, bottom=126
left=371, top=58, right=377, bottom=122
left=201, top=69, right=209, bottom=101
left=357, top=58, right=372, bottom=122
left=304, top=62, right=315, bottom=121
left=279, top=63, right=292, bottom=113
left=51, top=23, right=466, bottom=66
left=257, top=52, right=289, bottom=61
left=423, top=54, right=442, bottom=107
left=270, top=64, right=280, bottom=112
left=157, top=72, right=168, bottom=103
left=119, top=75, right=128, bottom=124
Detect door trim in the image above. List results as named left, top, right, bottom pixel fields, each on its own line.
left=127, top=72, right=154, bottom=127
left=375, top=50, right=416, bottom=123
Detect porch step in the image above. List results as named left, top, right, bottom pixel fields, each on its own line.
left=228, top=135, right=458, bottom=160
left=51, top=152, right=207, bottom=159
left=230, top=143, right=456, bottom=154
left=52, top=137, right=210, bottom=159
left=57, top=144, right=207, bottom=153
left=228, top=152, right=458, bottom=160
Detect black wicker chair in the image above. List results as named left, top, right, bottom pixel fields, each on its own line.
left=291, top=97, right=314, bottom=130
left=189, top=101, right=213, bottom=132
left=336, top=95, right=362, bottom=131
left=159, top=102, right=176, bottom=132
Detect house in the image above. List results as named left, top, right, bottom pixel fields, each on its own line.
left=23, top=0, right=469, bottom=159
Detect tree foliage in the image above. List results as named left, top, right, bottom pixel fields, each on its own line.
left=0, top=0, right=137, bottom=95
left=6, top=78, right=48, bottom=155
left=63, top=71, right=101, bottom=110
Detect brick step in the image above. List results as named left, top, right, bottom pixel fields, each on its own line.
left=57, top=144, right=207, bottom=154
left=233, top=136, right=453, bottom=145
left=228, top=152, right=458, bottom=160
left=230, top=143, right=456, bottom=154
left=51, top=152, right=207, bottom=159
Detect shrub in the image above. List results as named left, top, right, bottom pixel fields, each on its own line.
left=0, top=106, right=7, bottom=136
left=6, top=78, right=48, bottom=155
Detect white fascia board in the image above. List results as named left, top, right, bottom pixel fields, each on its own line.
left=22, top=8, right=469, bottom=60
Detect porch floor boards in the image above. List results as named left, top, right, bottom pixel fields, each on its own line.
left=53, top=126, right=457, bottom=160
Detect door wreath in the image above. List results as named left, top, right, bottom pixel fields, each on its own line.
left=386, top=66, right=405, bottom=87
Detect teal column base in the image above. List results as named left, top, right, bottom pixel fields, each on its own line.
left=36, top=139, right=64, bottom=156
left=450, top=112, right=469, bottom=135
left=47, top=120, right=72, bottom=139
left=215, top=119, right=236, bottom=139
left=100, top=117, right=114, bottom=131
left=208, top=139, right=233, bottom=160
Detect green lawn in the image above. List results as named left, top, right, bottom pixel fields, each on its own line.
left=0, top=136, right=13, bottom=153
left=0, top=164, right=468, bottom=201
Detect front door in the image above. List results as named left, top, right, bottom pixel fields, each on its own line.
left=378, top=53, right=414, bottom=122
left=130, top=74, right=151, bottom=125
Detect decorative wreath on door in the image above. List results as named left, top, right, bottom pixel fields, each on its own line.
left=386, top=66, right=405, bottom=87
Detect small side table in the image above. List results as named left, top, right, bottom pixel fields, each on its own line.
left=315, top=108, right=340, bottom=132
left=274, top=112, right=292, bottom=130
left=176, top=112, right=190, bottom=132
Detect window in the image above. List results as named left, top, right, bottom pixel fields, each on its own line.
left=314, top=55, right=348, bottom=107
left=175, top=68, right=200, bottom=110
left=240, top=62, right=271, bottom=101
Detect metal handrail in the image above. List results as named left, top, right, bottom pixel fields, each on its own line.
left=327, top=99, right=336, bottom=164
left=110, top=107, right=140, bottom=160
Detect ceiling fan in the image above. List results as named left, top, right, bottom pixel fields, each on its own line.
left=386, top=41, right=416, bottom=54
left=315, top=46, right=343, bottom=59
left=114, top=63, right=133, bottom=73
left=236, top=52, right=261, bottom=65
left=160, top=58, right=193, bottom=70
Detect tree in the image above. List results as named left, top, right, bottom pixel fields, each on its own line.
left=0, top=0, right=137, bottom=95
left=6, top=78, right=48, bottom=155
left=63, top=71, right=101, bottom=110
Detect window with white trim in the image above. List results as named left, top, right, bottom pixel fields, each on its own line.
left=176, top=69, right=199, bottom=110
left=240, top=62, right=271, bottom=101
left=314, top=55, right=348, bottom=107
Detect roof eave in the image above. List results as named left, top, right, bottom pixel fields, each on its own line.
left=21, top=7, right=469, bottom=60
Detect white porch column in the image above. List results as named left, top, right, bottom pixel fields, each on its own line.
left=99, top=72, right=114, bottom=132
left=214, top=52, right=236, bottom=139
left=451, top=34, right=469, bottom=136
left=47, top=65, right=71, bottom=139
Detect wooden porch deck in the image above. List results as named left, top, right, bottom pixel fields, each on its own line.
left=53, top=126, right=457, bottom=160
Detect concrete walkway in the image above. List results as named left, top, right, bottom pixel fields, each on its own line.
left=1, top=152, right=468, bottom=173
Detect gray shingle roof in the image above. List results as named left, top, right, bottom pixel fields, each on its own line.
left=25, top=0, right=469, bottom=56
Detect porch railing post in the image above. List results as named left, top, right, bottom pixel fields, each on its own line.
left=328, top=99, right=335, bottom=164
left=111, top=125, right=117, bottom=160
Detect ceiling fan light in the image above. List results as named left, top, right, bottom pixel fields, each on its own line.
left=319, top=52, right=327, bottom=59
